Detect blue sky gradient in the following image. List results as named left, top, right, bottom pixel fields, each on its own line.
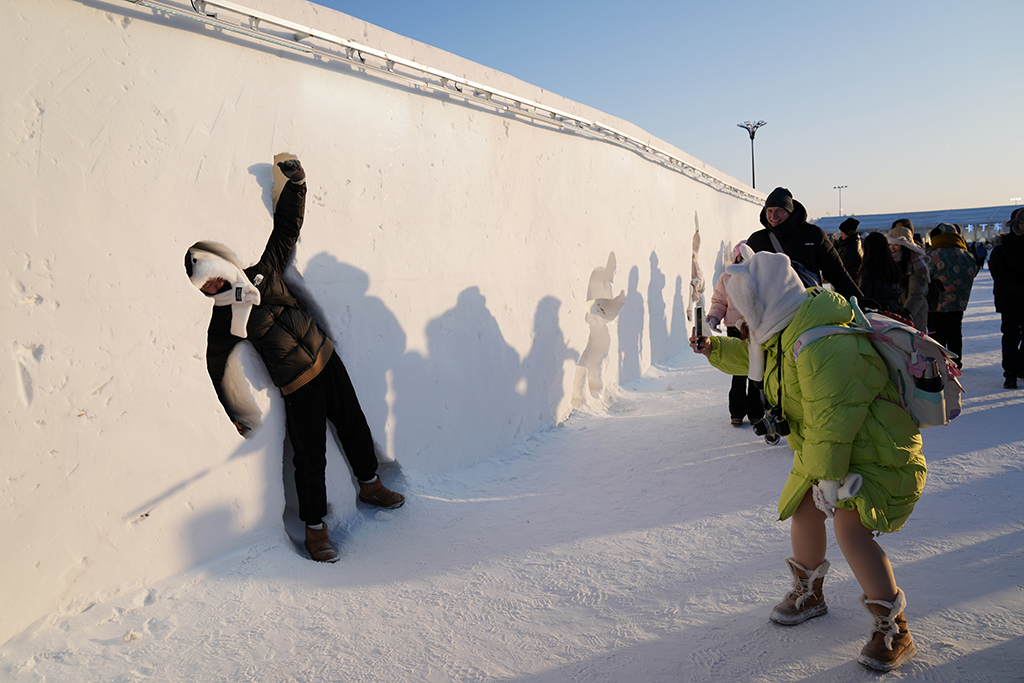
left=312, top=1, right=1023, bottom=219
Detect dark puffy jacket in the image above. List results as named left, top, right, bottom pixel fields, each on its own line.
left=835, top=235, right=863, bottom=280
left=857, top=275, right=904, bottom=317
left=205, top=182, right=333, bottom=419
left=747, top=200, right=863, bottom=301
left=989, top=230, right=1024, bottom=314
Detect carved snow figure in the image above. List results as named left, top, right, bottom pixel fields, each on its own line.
left=688, top=213, right=707, bottom=322
left=572, top=252, right=625, bottom=407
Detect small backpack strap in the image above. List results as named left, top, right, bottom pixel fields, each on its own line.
left=792, top=326, right=858, bottom=361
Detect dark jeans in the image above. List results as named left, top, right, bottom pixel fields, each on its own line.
left=283, top=351, right=378, bottom=524
left=930, top=311, right=965, bottom=369
left=1001, top=307, right=1024, bottom=379
left=727, top=326, right=764, bottom=422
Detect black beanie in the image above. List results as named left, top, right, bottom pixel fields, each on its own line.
left=892, top=218, right=914, bottom=230
left=839, top=217, right=860, bottom=236
left=764, top=187, right=794, bottom=213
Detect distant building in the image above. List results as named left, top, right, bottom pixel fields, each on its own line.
left=813, top=204, right=1018, bottom=241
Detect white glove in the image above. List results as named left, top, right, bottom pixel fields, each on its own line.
left=706, top=315, right=722, bottom=333
left=812, top=480, right=840, bottom=518
left=812, top=475, right=863, bottom=519
left=838, top=474, right=862, bottom=500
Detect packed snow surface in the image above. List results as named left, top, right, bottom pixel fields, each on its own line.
left=2, top=272, right=1021, bottom=681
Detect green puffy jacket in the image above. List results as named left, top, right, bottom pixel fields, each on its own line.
left=709, top=289, right=926, bottom=533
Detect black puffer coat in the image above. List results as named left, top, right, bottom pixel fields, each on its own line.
left=834, top=234, right=863, bottom=281
left=205, top=182, right=333, bottom=419
left=989, top=230, right=1024, bottom=314
left=747, top=200, right=863, bottom=301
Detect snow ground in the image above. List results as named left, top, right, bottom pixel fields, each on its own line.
left=1, top=270, right=1021, bottom=682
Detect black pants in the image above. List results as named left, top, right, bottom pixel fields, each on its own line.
left=283, top=351, right=378, bottom=524
left=930, top=310, right=965, bottom=369
left=727, top=326, right=764, bottom=422
left=1001, top=307, right=1024, bottom=379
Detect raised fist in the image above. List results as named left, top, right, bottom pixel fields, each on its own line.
left=277, top=159, right=305, bottom=183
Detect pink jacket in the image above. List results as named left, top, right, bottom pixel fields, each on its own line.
left=708, top=272, right=742, bottom=328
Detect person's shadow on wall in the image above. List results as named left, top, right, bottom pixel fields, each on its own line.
left=648, top=251, right=669, bottom=363
left=301, top=253, right=407, bottom=463
left=519, top=296, right=576, bottom=432
left=618, top=265, right=644, bottom=383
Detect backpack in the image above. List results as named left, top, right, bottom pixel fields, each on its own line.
left=792, top=297, right=963, bottom=428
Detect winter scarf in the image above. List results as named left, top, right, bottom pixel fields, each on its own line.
left=725, top=245, right=808, bottom=382
left=185, top=242, right=261, bottom=338
left=927, top=232, right=969, bottom=252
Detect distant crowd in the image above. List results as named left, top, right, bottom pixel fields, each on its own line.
left=824, top=210, right=1022, bottom=390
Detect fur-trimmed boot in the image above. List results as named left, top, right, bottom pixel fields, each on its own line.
left=305, top=525, right=339, bottom=563
left=770, top=557, right=830, bottom=625
left=858, top=589, right=916, bottom=672
left=358, top=476, right=405, bottom=509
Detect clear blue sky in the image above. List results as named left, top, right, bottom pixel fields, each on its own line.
left=312, top=0, right=1022, bottom=219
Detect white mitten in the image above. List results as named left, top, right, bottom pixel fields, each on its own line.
left=838, top=474, right=862, bottom=500
left=813, top=475, right=863, bottom=520
left=706, top=315, right=722, bottom=333
left=812, top=480, right=840, bottom=519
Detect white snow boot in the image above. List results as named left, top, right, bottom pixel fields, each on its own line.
left=770, top=557, right=830, bottom=625
left=858, top=588, right=916, bottom=672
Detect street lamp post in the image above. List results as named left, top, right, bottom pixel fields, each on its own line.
left=834, top=185, right=848, bottom=216
left=737, top=121, right=766, bottom=189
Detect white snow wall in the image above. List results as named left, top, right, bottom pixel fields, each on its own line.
left=0, top=0, right=760, bottom=644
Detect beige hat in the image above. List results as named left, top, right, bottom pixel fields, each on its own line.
left=888, top=225, right=924, bottom=255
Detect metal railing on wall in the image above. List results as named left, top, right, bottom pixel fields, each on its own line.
left=124, top=0, right=761, bottom=205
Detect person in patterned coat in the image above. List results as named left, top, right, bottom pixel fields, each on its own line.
left=926, top=223, right=978, bottom=369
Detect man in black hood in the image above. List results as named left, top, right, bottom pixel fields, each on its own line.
left=746, top=187, right=863, bottom=301
left=184, top=158, right=404, bottom=564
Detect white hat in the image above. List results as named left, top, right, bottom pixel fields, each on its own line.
left=725, top=245, right=808, bottom=381
left=185, top=243, right=261, bottom=338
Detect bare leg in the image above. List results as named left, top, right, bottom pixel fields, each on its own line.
left=834, top=507, right=898, bottom=602
left=791, top=489, right=828, bottom=569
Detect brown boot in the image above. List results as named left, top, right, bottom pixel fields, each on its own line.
left=358, top=476, right=405, bottom=509
left=770, top=557, right=830, bottom=625
left=858, top=589, right=916, bottom=672
left=305, top=525, right=339, bottom=563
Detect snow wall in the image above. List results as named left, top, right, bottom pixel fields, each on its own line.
left=1, top=0, right=761, bottom=644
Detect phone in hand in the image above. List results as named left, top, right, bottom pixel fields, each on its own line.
left=695, top=306, right=706, bottom=351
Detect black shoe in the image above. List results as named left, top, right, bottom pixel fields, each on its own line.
left=731, top=417, right=743, bottom=427
left=1005, top=377, right=1018, bottom=389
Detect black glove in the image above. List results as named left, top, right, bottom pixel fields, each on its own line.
left=277, top=159, right=305, bottom=184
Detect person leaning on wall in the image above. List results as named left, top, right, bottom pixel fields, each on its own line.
left=184, top=158, right=405, bottom=564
